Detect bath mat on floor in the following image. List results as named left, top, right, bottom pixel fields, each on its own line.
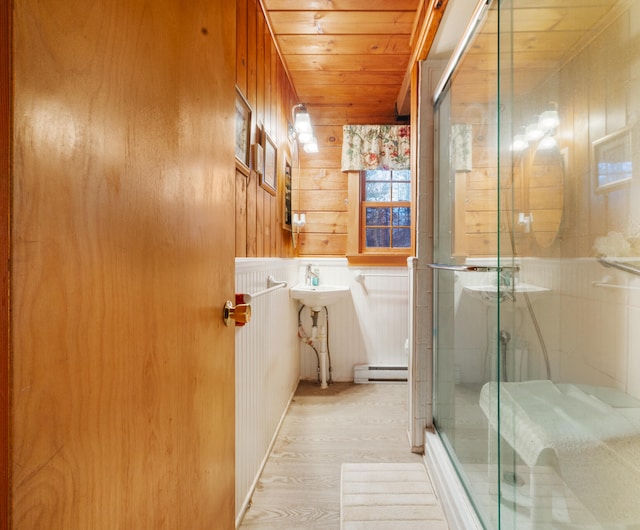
left=340, top=462, right=449, bottom=529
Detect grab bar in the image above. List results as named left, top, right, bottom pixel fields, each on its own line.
left=597, top=257, right=640, bottom=277
left=428, top=263, right=520, bottom=273
left=249, top=275, right=288, bottom=299
left=355, top=271, right=408, bottom=280
left=592, top=279, right=640, bottom=291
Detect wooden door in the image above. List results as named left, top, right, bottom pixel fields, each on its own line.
left=0, top=1, right=9, bottom=528
left=9, top=1, right=236, bottom=528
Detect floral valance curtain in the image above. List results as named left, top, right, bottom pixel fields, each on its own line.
left=341, top=125, right=410, bottom=171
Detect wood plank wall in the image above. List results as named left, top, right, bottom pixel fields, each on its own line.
left=236, top=0, right=298, bottom=258
left=295, top=106, right=404, bottom=256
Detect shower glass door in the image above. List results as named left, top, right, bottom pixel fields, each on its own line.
left=433, top=0, right=640, bottom=528
left=432, top=1, right=527, bottom=527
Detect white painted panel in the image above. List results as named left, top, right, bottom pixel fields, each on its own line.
left=234, top=259, right=299, bottom=523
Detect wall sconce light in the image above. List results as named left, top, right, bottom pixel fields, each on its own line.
left=292, top=212, right=306, bottom=248
left=525, top=121, right=545, bottom=142
left=291, top=103, right=319, bottom=153
left=538, top=135, right=558, bottom=150
left=303, top=139, right=319, bottom=153
left=511, top=103, right=560, bottom=153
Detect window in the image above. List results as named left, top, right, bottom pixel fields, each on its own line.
left=346, top=169, right=414, bottom=265
left=361, top=169, right=411, bottom=250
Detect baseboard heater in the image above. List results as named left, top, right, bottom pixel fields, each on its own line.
left=354, top=364, right=408, bottom=383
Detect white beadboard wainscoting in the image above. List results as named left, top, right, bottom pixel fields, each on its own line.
left=234, top=258, right=300, bottom=525
left=234, top=257, right=411, bottom=525
left=296, top=258, right=410, bottom=382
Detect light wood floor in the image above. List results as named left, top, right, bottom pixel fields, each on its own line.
left=238, top=381, right=448, bottom=529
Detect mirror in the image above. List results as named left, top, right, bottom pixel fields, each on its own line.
left=526, top=143, right=564, bottom=247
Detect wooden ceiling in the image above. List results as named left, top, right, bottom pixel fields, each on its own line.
left=261, top=0, right=624, bottom=128
left=261, top=0, right=422, bottom=126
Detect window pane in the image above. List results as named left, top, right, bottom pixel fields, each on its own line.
left=366, top=228, right=390, bottom=247
left=392, top=182, right=410, bottom=202
left=392, top=207, right=411, bottom=226
left=366, top=207, right=390, bottom=226
left=365, top=182, right=391, bottom=201
left=392, top=228, right=411, bottom=248
left=366, top=170, right=391, bottom=181
left=392, top=170, right=410, bottom=181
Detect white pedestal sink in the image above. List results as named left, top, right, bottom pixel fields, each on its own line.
left=289, top=283, right=350, bottom=310
left=290, top=283, right=350, bottom=389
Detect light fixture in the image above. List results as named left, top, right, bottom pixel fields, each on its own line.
left=510, top=134, right=529, bottom=152
left=297, top=131, right=313, bottom=144
left=292, top=104, right=312, bottom=134
left=291, top=103, right=318, bottom=153
left=538, top=109, right=559, bottom=132
left=303, top=138, right=319, bottom=153
left=538, top=135, right=558, bottom=150
left=525, top=122, right=545, bottom=142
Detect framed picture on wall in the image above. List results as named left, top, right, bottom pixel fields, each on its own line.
left=283, top=158, right=292, bottom=231
left=235, top=87, right=252, bottom=174
left=593, top=125, right=633, bottom=192
left=261, top=131, right=277, bottom=196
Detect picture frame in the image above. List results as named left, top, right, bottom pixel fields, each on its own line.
left=593, top=125, right=633, bottom=192
left=283, top=158, right=292, bottom=231
left=261, top=131, right=277, bottom=196
left=235, top=87, right=252, bottom=174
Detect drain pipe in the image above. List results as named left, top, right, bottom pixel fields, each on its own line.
left=323, top=306, right=333, bottom=385
left=298, top=305, right=321, bottom=384
left=298, top=305, right=334, bottom=387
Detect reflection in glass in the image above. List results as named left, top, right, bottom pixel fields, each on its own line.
left=430, top=0, right=640, bottom=528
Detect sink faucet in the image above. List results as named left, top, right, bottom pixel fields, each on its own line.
left=305, top=264, right=319, bottom=286
left=499, top=270, right=512, bottom=288
left=498, top=267, right=519, bottom=289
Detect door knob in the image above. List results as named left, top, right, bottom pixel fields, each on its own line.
left=223, top=300, right=252, bottom=327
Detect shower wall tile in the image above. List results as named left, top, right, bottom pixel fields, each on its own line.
left=454, top=256, right=640, bottom=396
left=628, top=306, right=640, bottom=396
left=523, top=257, right=639, bottom=394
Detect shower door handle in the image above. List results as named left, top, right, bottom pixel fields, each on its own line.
left=428, top=263, right=520, bottom=272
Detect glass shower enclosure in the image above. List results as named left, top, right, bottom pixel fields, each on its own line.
left=431, top=0, right=640, bottom=527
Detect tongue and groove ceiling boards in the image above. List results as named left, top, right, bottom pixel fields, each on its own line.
left=262, top=0, right=622, bottom=127
left=261, top=0, right=421, bottom=126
